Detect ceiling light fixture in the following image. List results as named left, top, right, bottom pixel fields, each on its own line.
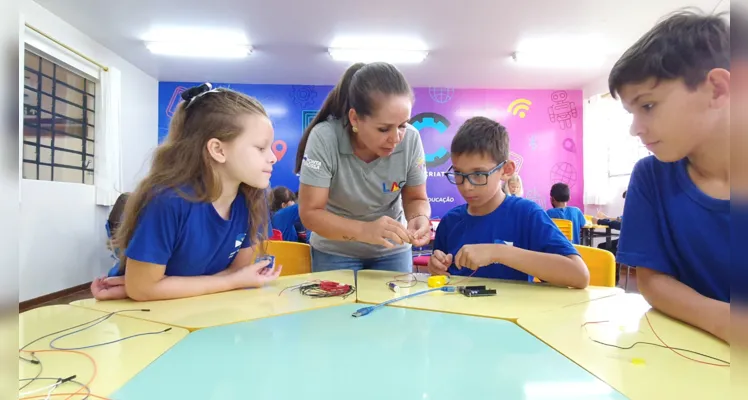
left=146, top=41, right=252, bottom=58
left=511, top=51, right=605, bottom=69
left=328, top=48, right=428, bottom=64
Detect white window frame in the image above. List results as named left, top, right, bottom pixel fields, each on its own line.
left=22, top=23, right=122, bottom=206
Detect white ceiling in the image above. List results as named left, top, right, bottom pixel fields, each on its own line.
left=34, top=0, right=728, bottom=89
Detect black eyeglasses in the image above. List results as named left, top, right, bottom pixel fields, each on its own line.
left=445, top=161, right=506, bottom=186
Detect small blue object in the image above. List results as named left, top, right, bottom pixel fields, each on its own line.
left=255, top=255, right=275, bottom=269
left=352, top=286, right=456, bottom=318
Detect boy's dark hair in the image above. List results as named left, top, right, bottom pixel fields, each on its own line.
left=608, top=9, right=730, bottom=99
left=294, top=62, right=413, bottom=173
left=550, top=183, right=571, bottom=203
left=451, top=116, right=509, bottom=164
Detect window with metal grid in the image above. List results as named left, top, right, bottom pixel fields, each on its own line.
left=22, top=49, right=96, bottom=184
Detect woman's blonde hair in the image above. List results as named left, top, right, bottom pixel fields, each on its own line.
left=115, top=88, right=270, bottom=272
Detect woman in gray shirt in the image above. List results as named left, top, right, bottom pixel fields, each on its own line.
left=295, top=62, right=431, bottom=272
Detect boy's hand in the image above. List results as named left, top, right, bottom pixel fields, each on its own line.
left=428, top=250, right=452, bottom=276
left=455, top=244, right=499, bottom=270
left=231, top=259, right=282, bottom=289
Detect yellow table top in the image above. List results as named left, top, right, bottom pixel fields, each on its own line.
left=517, top=293, right=730, bottom=400
left=18, top=305, right=188, bottom=398
left=355, top=270, right=622, bottom=321
left=71, top=270, right=356, bottom=331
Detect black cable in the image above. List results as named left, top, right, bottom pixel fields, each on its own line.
left=588, top=338, right=730, bottom=365
left=18, top=353, right=43, bottom=391
left=19, top=309, right=150, bottom=352
left=18, top=376, right=91, bottom=400
left=17, top=309, right=153, bottom=392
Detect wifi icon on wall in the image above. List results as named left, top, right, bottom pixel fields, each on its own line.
left=508, top=98, right=532, bottom=119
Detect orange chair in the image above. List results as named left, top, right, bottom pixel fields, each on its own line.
left=261, top=240, right=312, bottom=276
left=574, top=244, right=616, bottom=287
left=551, top=218, right=574, bottom=242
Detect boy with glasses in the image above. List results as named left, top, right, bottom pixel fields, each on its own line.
left=427, top=117, right=589, bottom=288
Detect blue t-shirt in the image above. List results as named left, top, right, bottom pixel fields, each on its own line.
left=271, top=204, right=309, bottom=243
left=124, top=189, right=253, bottom=277
left=434, top=196, right=579, bottom=280
left=617, top=156, right=729, bottom=302
left=546, top=206, right=586, bottom=244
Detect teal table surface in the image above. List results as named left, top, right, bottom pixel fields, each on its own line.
left=112, top=304, right=627, bottom=400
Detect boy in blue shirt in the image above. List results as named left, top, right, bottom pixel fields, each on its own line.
left=609, top=11, right=730, bottom=342
left=427, top=116, right=589, bottom=289
left=546, top=183, right=587, bottom=244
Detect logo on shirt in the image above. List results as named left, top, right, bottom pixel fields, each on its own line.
left=416, top=156, right=426, bottom=171
left=494, top=239, right=513, bottom=247
left=229, top=233, right=246, bottom=259
left=382, top=180, right=406, bottom=193
left=302, top=154, right=321, bottom=170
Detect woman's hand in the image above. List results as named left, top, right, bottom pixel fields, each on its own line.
left=358, top=216, right=411, bottom=248
left=407, top=215, right=432, bottom=247
left=91, top=276, right=128, bottom=300
left=230, top=259, right=283, bottom=289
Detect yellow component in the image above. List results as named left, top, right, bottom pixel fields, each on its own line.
left=428, top=275, right=448, bottom=288
left=631, top=358, right=646, bottom=365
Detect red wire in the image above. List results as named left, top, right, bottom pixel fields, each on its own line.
left=446, top=267, right=479, bottom=287
left=644, top=313, right=729, bottom=367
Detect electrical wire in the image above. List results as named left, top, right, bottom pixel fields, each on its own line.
left=22, top=394, right=111, bottom=400
left=444, top=267, right=479, bottom=287
left=50, top=327, right=172, bottom=351
left=19, top=309, right=151, bottom=352
left=298, top=282, right=356, bottom=299
left=386, top=273, right=427, bottom=289
left=19, top=349, right=98, bottom=400
left=278, top=280, right=321, bottom=296
left=643, top=313, right=730, bottom=367
left=19, top=352, right=43, bottom=391
left=582, top=318, right=730, bottom=366
left=352, top=286, right=457, bottom=317
left=18, top=310, right=169, bottom=398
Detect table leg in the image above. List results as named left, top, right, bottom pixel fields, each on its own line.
left=605, top=228, right=612, bottom=248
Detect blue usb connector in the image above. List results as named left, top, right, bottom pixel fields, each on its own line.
left=352, top=286, right=456, bottom=318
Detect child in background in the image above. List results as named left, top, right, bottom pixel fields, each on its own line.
left=546, top=183, right=587, bottom=245
left=609, top=11, right=730, bottom=342
left=503, top=174, right=523, bottom=197
left=427, top=117, right=588, bottom=289
left=270, top=186, right=296, bottom=213
left=270, top=186, right=309, bottom=242
left=90, top=83, right=282, bottom=301
left=103, top=192, right=130, bottom=277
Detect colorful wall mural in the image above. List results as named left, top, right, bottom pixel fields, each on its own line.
left=159, top=82, right=583, bottom=217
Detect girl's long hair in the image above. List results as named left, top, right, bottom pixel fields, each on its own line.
left=115, top=88, right=270, bottom=271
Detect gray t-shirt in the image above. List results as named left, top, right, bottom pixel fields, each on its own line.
left=299, top=118, right=427, bottom=259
